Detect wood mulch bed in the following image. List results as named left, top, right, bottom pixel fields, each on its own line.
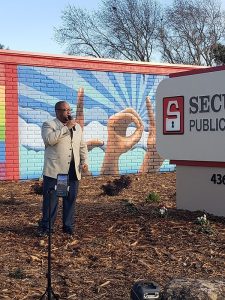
left=0, top=172, right=225, bottom=299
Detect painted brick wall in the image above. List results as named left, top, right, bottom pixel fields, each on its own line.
left=0, top=50, right=203, bottom=180
left=0, top=64, right=5, bottom=179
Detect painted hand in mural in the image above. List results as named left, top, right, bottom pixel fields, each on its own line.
left=139, top=96, right=163, bottom=173
left=75, top=87, right=84, bottom=129
left=101, top=108, right=144, bottom=175
left=86, top=140, right=104, bottom=151
left=107, top=108, right=144, bottom=152
left=81, top=163, right=89, bottom=173
left=75, top=87, right=104, bottom=151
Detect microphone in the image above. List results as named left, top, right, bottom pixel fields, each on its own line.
left=68, top=115, right=76, bottom=131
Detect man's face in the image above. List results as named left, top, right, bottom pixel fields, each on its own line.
left=55, top=102, right=72, bottom=123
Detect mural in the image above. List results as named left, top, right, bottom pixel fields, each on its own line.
left=0, top=84, right=5, bottom=179
left=0, top=85, right=6, bottom=179
left=18, top=66, right=175, bottom=179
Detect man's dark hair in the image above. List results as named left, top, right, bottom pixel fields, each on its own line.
left=55, top=101, right=67, bottom=111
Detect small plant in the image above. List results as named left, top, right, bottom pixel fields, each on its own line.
left=101, top=175, right=132, bottom=196
left=196, top=214, right=207, bottom=225
left=145, top=192, right=160, bottom=203
left=9, top=268, right=26, bottom=279
left=122, top=199, right=139, bottom=214
left=159, top=205, right=168, bottom=218
left=31, top=181, right=43, bottom=195
left=195, top=214, right=213, bottom=234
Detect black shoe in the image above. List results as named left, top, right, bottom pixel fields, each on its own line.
left=37, top=227, right=54, bottom=237
left=37, top=228, right=48, bottom=237
left=63, top=228, right=74, bottom=236
left=37, top=220, right=42, bottom=227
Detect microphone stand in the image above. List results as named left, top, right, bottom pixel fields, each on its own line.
left=40, top=188, right=59, bottom=300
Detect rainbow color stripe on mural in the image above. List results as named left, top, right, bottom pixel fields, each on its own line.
left=0, top=85, right=5, bottom=178
left=0, top=85, right=5, bottom=140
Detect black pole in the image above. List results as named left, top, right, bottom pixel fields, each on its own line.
left=40, top=189, right=59, bottom=300
left=47, top=189, right=53, bottom=299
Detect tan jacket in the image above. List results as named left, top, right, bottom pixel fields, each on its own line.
left=41, top=118, right=88, bottom=180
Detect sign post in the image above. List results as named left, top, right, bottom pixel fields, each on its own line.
left=156, top=66, right=225, bottom=217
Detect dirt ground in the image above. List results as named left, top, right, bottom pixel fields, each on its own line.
left=0, top=172, right=225, bottom=300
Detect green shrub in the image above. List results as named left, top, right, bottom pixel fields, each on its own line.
left=9, top=268, right=26, bottom=279
left=145, top=192, right=160, bottom=203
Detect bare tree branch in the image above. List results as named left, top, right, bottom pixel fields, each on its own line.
left=158, top=0, right=225, bottom=66
left=54, top=0, right=161, bottom=62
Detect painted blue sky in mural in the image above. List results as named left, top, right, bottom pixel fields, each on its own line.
left=17, top=66, right=175, bottom=178
left=18, top=66, right=166, bottom=133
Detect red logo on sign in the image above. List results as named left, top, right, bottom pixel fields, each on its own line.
left=163, top=96, right=184, bottom=134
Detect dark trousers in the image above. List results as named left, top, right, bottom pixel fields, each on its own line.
left=41, top=172, right=79, bottom=231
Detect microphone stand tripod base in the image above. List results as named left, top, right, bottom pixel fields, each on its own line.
left=39, top=189, right=59, bottom=300
left=40, top=287, right=59, bottom=300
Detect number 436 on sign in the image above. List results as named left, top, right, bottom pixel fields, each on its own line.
left=211, top=174, right=225, bottom=185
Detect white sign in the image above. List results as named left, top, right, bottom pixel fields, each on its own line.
left=156, top=69, right=225, bottom=162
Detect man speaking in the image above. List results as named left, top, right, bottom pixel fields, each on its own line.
left=38, top=101, right=88, bottom=236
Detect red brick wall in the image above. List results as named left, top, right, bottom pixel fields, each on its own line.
left=0, top=50, right=205, bottom=180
